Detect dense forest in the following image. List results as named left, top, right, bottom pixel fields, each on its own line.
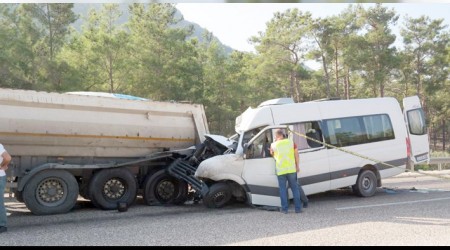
left=0, top=3, right=448, bottom=152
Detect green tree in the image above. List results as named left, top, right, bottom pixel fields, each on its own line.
left=401, top=16, right=449, bottom=148
left=309, top=17, right=334, bottom=98
left=0, top=4, right=30, bottom=89
left=21, top=3, right=78, bottom=91
left=331, top=6, right=365, bottom=100
left=250, top=8, right=313, bottom=102
left=61, top=4, right=130, bottom=93
left=309, top=6, right=361, bottom=99
left=127, top=3, right=197, bottom=101
left=358, top=3, right=399, bottom=97
left=400, top=15, right=449, bottom=108
left=194, top=30, right=250, bottom=135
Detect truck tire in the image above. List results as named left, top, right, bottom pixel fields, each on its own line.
left=143, top=169, right=188, bottom=206
left=88, top=168, right=137, bottom=210
left=22, top=170, right=79, bottom=215
left=14, top=190, right=24, bottom=203
left=353, top=170, right=378, bottom=197
left=203, top=182, right=232, bottom=208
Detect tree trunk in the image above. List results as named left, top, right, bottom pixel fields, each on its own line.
left=109, top=59, right=114, bottom=93
left=334, top=50, right=339, bottom=98
left=292, top=71, right=301, bottom=103
left=380, top=81, right=384, bottom=97
left=404, top=71, right=409, bottom=98
left=321, top=54, right=330, bottom=99
left=290, top=71, right=299, bottom=102
left=345, top=67, right=350, bottom=100
left=432, top=124, right=437, bottom=150
left=443, top=120, right=446, bottom=152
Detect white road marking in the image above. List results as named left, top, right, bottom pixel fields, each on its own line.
left=336, top=197, right=450, bottom=210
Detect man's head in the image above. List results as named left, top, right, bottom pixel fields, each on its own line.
left=275, top=129, right=285, bottom=140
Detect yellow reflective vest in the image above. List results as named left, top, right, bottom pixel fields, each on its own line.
left=271, top=138, right=296, bottom=176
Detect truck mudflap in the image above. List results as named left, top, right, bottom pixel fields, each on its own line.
left=167, top=158, right=209, bottom=197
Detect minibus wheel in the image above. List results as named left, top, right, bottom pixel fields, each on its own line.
left=203, top=182, right=232, bottom=208
left=353, top=170, right=377, bottom=197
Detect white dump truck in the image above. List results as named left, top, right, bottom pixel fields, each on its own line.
left=0, top=88, right=230, bottom=215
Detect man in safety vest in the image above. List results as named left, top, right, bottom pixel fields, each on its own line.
left=270, top=129, right=302, bottom=214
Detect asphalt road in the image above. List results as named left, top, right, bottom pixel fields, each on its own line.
left=2, top=170, right=450, bottom=246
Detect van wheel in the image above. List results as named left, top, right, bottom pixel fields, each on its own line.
left=143, top=169, right=188, bottom=206
left=88, top=168, right=137, bottom=210
left=353, top=170, right=377, bottom=197
left=23, top=170, right=79, bottom=215
left=203, top=182, right=232, bottom=208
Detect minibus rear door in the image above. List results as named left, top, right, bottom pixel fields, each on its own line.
left=403, top=96, right=430, bottom=164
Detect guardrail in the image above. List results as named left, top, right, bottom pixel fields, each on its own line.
left=429, top=157, right=450, bottom=171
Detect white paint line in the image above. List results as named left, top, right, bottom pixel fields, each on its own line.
left=336, top=197, right=450, bottom=210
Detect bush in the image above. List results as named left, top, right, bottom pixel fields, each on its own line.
left=415, top=164, right=430, bottom=171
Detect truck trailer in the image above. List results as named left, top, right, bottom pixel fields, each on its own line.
left=0, top=88, right=228, bottom=215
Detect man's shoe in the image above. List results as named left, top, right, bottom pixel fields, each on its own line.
left=295, top=210, right=302, bottom=213
left=303, top=202, right=308, bottom=208
left=279, top=208, right=288, bottom=214
left=0, top=226, right=7, bottom=233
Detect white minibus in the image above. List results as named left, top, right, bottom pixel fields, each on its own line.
left=195, top=96, right=430, bottom=208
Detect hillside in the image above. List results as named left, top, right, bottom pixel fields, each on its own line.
left=72, top=3, right=234, bottom=54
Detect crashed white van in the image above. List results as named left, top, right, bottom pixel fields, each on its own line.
left=195, top=96, right=430, bottom=208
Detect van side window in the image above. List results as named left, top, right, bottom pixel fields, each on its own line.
left=289, top=121, right=323, bottom=150
left=363, top=114, right=394, bottom=141
left=407, top=109, right=427, bottom=135
left=324, top=114, right=394, bottom=147
left=326, top=117, right=365, bottom=147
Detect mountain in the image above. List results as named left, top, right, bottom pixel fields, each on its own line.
left=72, top=3, right=234, bottom=54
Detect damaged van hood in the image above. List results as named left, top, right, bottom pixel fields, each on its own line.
left=204, top=134, right=235, bottom=148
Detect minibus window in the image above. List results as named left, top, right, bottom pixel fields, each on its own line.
left=363, top=114, right=394, bottom=141
left=288, top=121, right=323, bottom=150
left=407, top=109, right=427, bottom=135
left=325, top=114, right=395, bottom=147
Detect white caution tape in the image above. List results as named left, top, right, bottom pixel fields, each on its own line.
left=286, top=127, right=450, bottom=181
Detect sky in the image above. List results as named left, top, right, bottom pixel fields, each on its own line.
left=176, top=2, right=450, bottom=53
left=3, top=1, right=449, bottom=53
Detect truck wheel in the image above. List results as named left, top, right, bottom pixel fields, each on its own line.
left=88, top=168, right=137, bottom=210
left=143, top=169, right=188, bottom=206
left=14, top=190, right=24, bottom=203
left=353, top=170, right=377, bottom=197
left=203, top=182, right=232, bottom=208
left=22, top=170, right=79, bottom=215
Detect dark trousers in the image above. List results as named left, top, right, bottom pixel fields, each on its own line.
left=298, top=177, right=308, bottom=204
left=0, top=176, right=6, bottom=227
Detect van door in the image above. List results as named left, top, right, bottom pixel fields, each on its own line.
left=289, top=121, right=331, bottom=194
left=242, top=123, right=330, bottom=207
left=242, top=127, right=280, bottom=207
left=403, top=96, right=430, bottom=164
